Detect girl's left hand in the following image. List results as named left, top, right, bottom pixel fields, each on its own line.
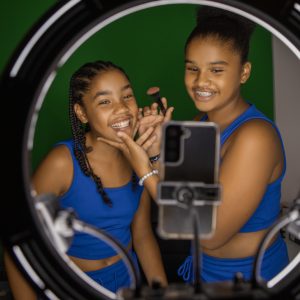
left=138, top=97, right=174, bottom=157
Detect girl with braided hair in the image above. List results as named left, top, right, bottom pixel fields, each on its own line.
left=5, top=60, right=168, bottom=298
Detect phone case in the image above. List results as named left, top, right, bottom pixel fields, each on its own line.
left=157, top=121, right=220, bottom=239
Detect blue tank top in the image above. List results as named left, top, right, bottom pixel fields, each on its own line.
left=57, top=140, right=144, bottom=259
left=177, top=104, right=289, bottom=283
left=202, top=103, right=286, bottom=232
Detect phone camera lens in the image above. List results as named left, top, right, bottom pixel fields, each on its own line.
left=166, top=151, right=179, bottom=162
left=167, top=125, right=181, bottom=138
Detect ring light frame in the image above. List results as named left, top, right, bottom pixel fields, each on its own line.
left=0, top=0, right=299, bottom=299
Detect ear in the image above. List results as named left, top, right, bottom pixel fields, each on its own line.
left=240, top=62, right=251, bottom=84
left=74, top=103, right=88, bottom=124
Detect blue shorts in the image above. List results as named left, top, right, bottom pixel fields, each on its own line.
left=178, top=235, right=289, bottom=283
left=85, top=252, right=140, bottom=293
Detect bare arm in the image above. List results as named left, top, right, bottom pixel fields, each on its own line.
left=200, top=120, right=284, bottom=249
left=32, top=145, right=73, bottom=195
left=132, top=190, right=167, bottom=286
left=5, top=145, right=73, bottom=299
left=4, top=250, right=37, bottom=300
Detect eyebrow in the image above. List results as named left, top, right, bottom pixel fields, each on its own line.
left=185, top=59, right=228, bottom=66
left=92, top=84, right=132, bottom=100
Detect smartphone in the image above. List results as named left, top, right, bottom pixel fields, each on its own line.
left=157, top=121, right=221, bottom=239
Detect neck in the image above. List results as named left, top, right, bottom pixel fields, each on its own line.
left=206, top=98, right=249, bottom=132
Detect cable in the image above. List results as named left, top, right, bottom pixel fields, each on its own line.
left=35, top=195, right=141, bottom=296
left=252, top=201, right=300, bottom=289
left=71, top=218, right=141, bottom=291
left=191, top=207, right=202, bottom=294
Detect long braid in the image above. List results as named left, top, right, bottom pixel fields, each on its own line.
left=69, top=61, right=132, bottom=206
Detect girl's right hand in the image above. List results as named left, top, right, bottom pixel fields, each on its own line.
left=97, top=127, right=155, bottom=178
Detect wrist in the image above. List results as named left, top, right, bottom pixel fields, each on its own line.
left=138, top=169, right=159, bottom=186
left=149, top=153, right=160, bottom=164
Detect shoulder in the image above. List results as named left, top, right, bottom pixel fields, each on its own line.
left=222, top=118, right=284, bottom=176
left=231, top=119, right=281, bottom=152
left=42, top=144, right=73, bottom=170
left=32, top=144, right=74, bottom=195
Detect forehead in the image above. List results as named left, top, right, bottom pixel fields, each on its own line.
left=89, top=69, right=129, bottom=89
left=186, top=36, right=240, bottom=63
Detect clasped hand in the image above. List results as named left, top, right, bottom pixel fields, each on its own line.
left=97, top=97, right=173, bottom=178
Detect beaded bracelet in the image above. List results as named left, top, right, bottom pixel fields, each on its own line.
left=138, top=169, right=159, bottom=186
left=149, top=153, right=160, bottom=164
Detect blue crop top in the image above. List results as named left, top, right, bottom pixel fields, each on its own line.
left=202, top=103, right=286, bottom=232
left=57, top=140, right=144, bottom=259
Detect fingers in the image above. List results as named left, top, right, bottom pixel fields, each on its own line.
left=150, top=102, right=159, bottom=115
left=139, top=115, right=163, bottom=127
left=160, top=97, right=167, bottom=113
left=161, top=97, right=168, bottom=108
left=132, top=121, right=140, bottom=139
left=141, top=134, right=157, bottom=151
left=157, top=97, right=167, bottom=116
left=164, top=106, right=174, bottom=123
left=135, top=127, right=155, bottom=146
left=138, top=108, right=143, bottom=120
left=143, top=106, right=151, bottom=116
left=141, top=102, right=159, bottom=117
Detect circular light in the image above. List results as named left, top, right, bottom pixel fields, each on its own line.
left=1, top=1, right=299, bottom=299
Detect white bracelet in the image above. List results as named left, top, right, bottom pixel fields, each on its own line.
left=138, top=169, right=159, bottom=186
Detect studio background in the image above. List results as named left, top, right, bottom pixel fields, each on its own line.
left=1, top=0, right=299, bottom=290
left=0, top=1, right=274, bottom=172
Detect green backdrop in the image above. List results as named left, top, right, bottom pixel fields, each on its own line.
left=0, top=1, right=274, bottom=172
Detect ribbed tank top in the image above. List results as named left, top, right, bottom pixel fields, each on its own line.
left=202, top=103, right=286, bottom=232
left=57, top=140, right=143, bottom=259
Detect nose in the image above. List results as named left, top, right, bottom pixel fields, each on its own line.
left=113, top=100, right=130, bottom=114
left=194, top=71, right=210, bottom=88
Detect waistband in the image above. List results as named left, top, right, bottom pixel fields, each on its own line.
left=177, top=235, right=286, bottom=282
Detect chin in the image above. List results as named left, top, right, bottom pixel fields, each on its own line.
left=194, top=102, right=210, bottom=112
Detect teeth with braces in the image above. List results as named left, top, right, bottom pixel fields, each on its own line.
left=111, top=119, right=130, bottom=129
left=196, top=91, right=213, bottom=97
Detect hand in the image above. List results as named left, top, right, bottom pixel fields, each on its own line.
left=138, top=97, right=174, bottom=157
left=97, top=127, right=155, bottom=178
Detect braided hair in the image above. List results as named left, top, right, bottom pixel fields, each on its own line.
left=69, top=60, right=137, bottom=207
left=185, top=6, right=256, bottom=64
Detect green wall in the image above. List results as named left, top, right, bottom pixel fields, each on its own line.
left=0, top=2, right=274, bottom=171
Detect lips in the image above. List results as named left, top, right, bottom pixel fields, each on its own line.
left=111, top=119, right=130, bottom=129
left=110, top=116, right=133, bottom=131
left=193, top=88, right=216, bottom=101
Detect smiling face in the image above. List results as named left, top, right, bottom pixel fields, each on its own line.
left=184, top=36, right=251, bottom=114
left=74, top=69, right=138, bottom=142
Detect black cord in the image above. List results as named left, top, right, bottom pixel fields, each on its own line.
left=191, top=207, right=202, bottom=293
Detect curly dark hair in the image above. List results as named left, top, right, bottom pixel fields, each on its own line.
left=69, top=60, right=137, bottom=207
left=185, top=6, right=256, bottom=63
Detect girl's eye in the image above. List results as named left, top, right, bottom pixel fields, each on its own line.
left=98, top=99, right=110, bottom=105
left=186, top=65, right=198, bottom=72
left=211, top=68, right=224, bottom=73
left=124, top=94, right=134, bottom=100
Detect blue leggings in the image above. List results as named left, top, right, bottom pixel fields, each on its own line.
left=178, top=235, right=289, bottom=283
left=85, top=252, right=139, bottom=293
